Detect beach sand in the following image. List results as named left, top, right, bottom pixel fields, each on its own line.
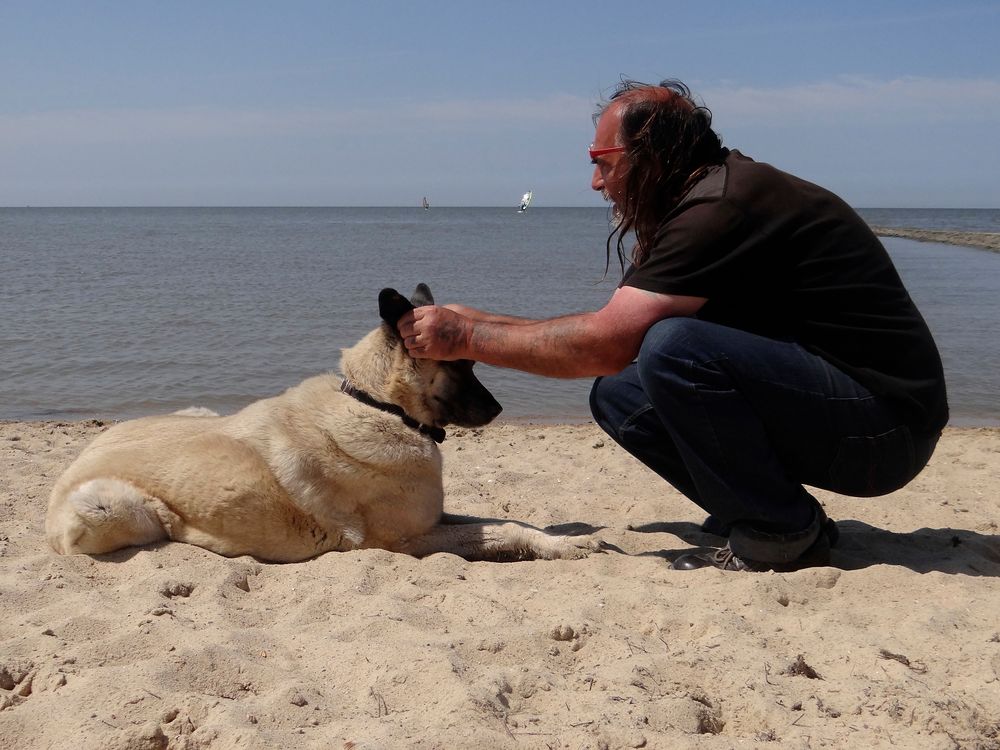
left=2, top=419, right=999, bottom=749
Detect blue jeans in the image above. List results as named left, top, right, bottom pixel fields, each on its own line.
left=590, top=318, right=939, bottom=558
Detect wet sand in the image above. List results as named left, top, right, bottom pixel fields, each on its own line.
left=870, top=226, right=1000, bottom=252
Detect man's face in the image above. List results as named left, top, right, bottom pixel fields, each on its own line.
left=590, top=102, right=629, bottom=214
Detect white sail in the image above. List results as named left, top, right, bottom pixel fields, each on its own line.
left=518, top=190, right=533, bottom=212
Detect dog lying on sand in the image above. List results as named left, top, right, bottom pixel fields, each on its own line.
left=46, top=284, right=600, bottom=562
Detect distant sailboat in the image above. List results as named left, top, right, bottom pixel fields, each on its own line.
left=422, top=196, right=430, bottom=210
left=517, top=190, right=533, bottom=213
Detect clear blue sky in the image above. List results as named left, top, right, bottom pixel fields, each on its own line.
left=2, top=1, right=998, bottom=207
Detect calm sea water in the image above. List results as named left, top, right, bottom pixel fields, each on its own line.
left=2, top=207, right=998, bottom=426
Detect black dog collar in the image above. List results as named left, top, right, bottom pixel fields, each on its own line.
left=340, top=380, right=446, bottom=444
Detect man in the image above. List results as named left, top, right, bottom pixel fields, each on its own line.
left=398, top=79, right=948, bottom=572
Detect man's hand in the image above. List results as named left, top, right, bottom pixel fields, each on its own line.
left=398, top=306, right=472, bottom=360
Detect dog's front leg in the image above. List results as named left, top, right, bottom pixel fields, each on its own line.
left=397, top=519, right=602, bottom=561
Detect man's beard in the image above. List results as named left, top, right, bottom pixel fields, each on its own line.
left=602, top=190, right=624, bottom=226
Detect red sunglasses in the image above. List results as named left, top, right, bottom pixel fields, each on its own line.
left=589, top=145, right=626, bottom=160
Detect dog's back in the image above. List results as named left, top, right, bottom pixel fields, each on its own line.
left=46, top=369, right=446, bottom=560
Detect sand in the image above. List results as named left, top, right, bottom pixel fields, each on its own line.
left=2, top=419, right=999, bottom=749
left=869, top=227, right=1000, bottom=253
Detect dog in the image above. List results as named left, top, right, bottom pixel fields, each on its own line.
left=45, top=284, right=600, bottom=563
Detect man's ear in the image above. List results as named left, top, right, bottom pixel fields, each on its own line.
left=410, top=283, right=434, bottom=307
left=378, top=288, right=415, bottom=332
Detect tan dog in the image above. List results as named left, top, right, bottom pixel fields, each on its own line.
left=45, top=285, right=598, bottom=563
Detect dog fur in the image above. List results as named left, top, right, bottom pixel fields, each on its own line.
left=45, top=284, right=599, bottom=563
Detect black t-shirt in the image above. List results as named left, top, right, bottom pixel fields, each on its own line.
left=623, top=150, right=948, bottom=434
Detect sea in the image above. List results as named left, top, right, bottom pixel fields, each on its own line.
left=2, top=207, right=998, bottom=427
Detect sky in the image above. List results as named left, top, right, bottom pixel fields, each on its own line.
left=1, top=1, right=998, bottom=208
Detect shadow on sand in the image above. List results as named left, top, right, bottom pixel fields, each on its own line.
left=625, top=520, right=1000, bottom=576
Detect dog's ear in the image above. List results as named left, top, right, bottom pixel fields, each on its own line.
left=411, top=283, right=434, bottom=307
left=378, top=288, right=415, bottom=331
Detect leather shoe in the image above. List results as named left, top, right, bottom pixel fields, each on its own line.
left=672, top=529, right=832, bottom=573
left=672, top=543, right=762, bottom=571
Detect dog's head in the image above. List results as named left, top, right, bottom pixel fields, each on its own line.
left=340, top=284, right=502, bottom=429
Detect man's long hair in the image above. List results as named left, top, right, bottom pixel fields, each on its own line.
left=597, top=79, right=726, bottom=270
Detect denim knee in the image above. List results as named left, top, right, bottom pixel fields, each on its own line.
left=589, top=376, right=610, bottom=427
left=589, top=372, right=636, bottom=437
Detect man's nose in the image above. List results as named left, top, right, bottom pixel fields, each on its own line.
left=591, top=166, right=603, bottom=192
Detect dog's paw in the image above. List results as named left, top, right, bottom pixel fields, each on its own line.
left=542, top=534, right=607, bottom=560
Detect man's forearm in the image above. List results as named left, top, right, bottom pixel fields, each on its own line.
left=399, top=287, right=698, bottom=375
left=445, top=304, right=535, bottom=325
left=467, top=314, right=633, bottom=378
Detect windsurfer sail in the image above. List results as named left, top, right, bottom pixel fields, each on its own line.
left=517, top=190, right=533, bottom=213
left=422, top=196, right=429, bottom=210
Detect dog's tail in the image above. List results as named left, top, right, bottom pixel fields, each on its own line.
left=46, top=478, right=169, bottom=555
